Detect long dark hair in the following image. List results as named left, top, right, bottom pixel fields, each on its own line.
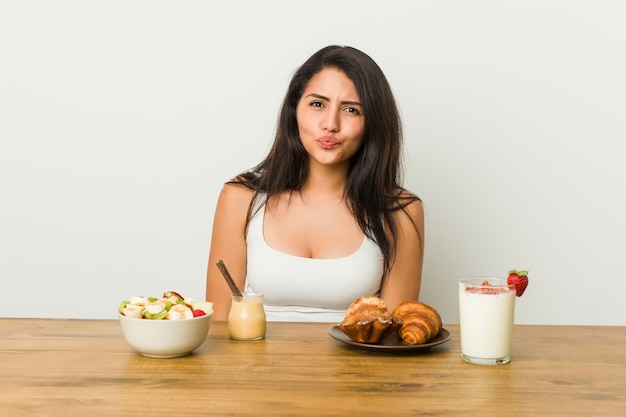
left=232, top=45, right=421, bottom=277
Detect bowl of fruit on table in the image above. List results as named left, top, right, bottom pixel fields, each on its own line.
left=118, top=291, right=213, bottom=358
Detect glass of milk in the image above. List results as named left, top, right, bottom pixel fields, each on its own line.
left=458, top=278, right=516, bottom=365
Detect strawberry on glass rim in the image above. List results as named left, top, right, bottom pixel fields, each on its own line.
left=464, top=270, right=529, bottom=296
left=507, top=270, right=529, bottom=297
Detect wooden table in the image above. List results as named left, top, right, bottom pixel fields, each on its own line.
left=1, top=319, right=625, bottom=416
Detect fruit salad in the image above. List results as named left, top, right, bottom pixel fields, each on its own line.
left=118, top=291, right=213, bottom=320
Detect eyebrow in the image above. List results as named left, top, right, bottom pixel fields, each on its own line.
left=306, top=93, right=362, bottom=107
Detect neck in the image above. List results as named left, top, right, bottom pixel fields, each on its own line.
left=300, top=160, right=349, bottom=203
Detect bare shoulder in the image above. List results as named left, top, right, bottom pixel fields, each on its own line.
left=212, top=181, right=257, bottom=232
left=211, top=180, right=257, bottom=240
left=217, top=180, right=255, bottom=210
left=393, top=190, right=424, bottom=223
left=390, top=190, right=424, bottom=248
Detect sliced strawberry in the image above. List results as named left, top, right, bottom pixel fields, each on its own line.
left=192, top=309, right=207, bottom=317
left=507, top=269, right=529, bottom=297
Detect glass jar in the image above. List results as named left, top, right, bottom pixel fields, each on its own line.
left=228, top=293, right=266, bottom=340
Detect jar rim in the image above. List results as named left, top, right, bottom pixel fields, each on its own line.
left=231, top=292, right=264, bottom=300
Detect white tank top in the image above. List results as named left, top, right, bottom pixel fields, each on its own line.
left=244, top=198, right=384, bottom=323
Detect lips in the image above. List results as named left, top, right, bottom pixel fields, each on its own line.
left=318, top=135, right=340, bottom=149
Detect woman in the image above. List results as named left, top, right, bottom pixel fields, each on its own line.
left=206, top=45, right=424, bottom=322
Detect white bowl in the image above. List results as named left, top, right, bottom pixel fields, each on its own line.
left=118, top=313, right=212, bottom=358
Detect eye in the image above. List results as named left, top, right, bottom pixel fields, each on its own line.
left=310, top=101, right=324, bottom=108
left=344, top=106, right=362, bottom=115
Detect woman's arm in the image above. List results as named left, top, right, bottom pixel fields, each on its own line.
left=205, top=183, right=254, bottom=320
left=379, top=198, right=425, bottom=312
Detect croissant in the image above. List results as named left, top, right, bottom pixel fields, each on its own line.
left=337, top=296, right=401, bottom=344
left=392, top=301, right=443, bottom=345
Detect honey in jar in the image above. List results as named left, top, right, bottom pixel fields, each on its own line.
left=228, top=293, right=266, bottom=340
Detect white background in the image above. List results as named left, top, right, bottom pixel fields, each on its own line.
left=1, top=0, right=625, bottom=325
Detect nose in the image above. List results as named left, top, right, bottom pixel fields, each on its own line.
left=323, top=109, right=340, bottom=133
